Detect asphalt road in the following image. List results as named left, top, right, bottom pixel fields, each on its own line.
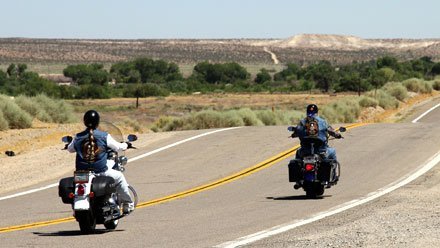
left=1, top=99, right=440, bottom=247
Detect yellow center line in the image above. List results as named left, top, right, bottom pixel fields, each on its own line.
left=0, top=123, right=368, bottom=234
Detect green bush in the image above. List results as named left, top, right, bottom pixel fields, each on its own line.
left=431, top=80, right=440, bottom=91
left=235, top=108, right=263, bottom=126
left=358, top=96, right=379, bottom=108
left=256, top=109, right=304, bottom=125
left=15, top=95, right=54, bottom=122
left=366, top=90, right=399, bottom=109
left=188, top=110, right=226, bottom=129
left=0, top=95, right=33, bottom=129
left=322, top=98, right=360, bottom=123
left=222, top=111, right=246, bottom=127
left=256, top=110, right=279, bottom=125
left=402, top=78, right=432, bottom=93
left=383, top=82, right=408, bottom=101
left=33, top=94, right=76, bottom=123
left=0, top=110, right=9, bottom=131
left=151, top=116, right=180, bottom=132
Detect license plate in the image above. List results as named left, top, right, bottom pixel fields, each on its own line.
left=74, top=172, right=89, bottom=183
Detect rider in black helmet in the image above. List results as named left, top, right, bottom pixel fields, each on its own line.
left=293, top=104, right=341, bottom=160
left=83, top=110, right=100, bottom=129
left=67, top=110, right=134, bottom=214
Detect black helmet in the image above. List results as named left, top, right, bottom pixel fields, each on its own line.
left=83, top=110, right=100, bottom=129
left=306, top=104, right=318, bottom=117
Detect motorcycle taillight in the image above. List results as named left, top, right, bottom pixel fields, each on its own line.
left=305, top=164, right=315, bottom=172
left=77, top=184, right=85, bottom=196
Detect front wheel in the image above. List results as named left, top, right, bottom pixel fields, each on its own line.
left=75, top=211, right=96, bottom=234
left=128, top=185, right=138, bottom=207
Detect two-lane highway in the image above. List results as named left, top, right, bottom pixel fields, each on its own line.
left=1, top=99, right=440, bottom=247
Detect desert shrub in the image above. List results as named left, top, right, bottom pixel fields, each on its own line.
left=14, top=95, right=53, bottom=122
left=358, top=96, right=379, bottom=108
left=235, top=108, right=263, bottom=126
left=366, top=90, right=399, bottom=109
left=256, top=109, right=304, bottom=125
left=283, top=110, right=305, bottom=124
left=222, top=111, right=246, bottom=127
left=0, top=95, right=33, bottom=128
left=383, top=82, right=408, bottom=101
left=33, top=94, right=75, bottom=123
left=122, top=118, right=143, bottom=132
left=321, top=98, right=360, bottom=123
left=402, top=78, right=432, bottom=93
left=151, top=116, right=182, bottom=132
left=321, top=107, right=339, bottom=123
left=256, top=110, right=279, bottom=125
left=0, top=110, right=9, bottom=131
left=188, top=110, right=226, bottom=129
left=431, top=80, right=440, bottom=91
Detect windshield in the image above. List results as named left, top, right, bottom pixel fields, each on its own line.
left=99, top=121, right=124, bottom=142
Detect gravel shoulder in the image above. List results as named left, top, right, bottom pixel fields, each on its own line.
left=248, top=164, right=440, bottom=248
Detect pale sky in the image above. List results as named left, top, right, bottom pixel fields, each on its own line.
left=0, top=0, right=438, bottom=39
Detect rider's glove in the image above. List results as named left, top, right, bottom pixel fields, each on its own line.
left=126, top=142, right=133, bottom=149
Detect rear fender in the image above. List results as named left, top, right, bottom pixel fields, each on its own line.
left=73, top=174, right=94, bottom=211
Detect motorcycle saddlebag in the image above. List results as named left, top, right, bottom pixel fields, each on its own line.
left=288, top=159, right=303, bottom=182
left=58, top=177, right=74, bottom=204
left=318, top=159, right=336, bottom=182
left=92, top=176, right=116, bottom=197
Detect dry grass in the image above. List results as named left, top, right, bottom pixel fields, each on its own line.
left=69, top=93, right=353, bottom=128
left=0, top=92, right=437, bottom=158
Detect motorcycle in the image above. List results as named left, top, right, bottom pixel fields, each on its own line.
left=58, top=121, right=139, bottom=234
left=287, top=126, right=346, bottom=198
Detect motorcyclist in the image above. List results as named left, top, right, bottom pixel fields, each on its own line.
left=67, top=110, right=134, bottom=214
left=292, top=104, right=342, bottom=161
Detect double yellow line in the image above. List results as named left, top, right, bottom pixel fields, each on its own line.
left=0, top=123, right=367, bottom=234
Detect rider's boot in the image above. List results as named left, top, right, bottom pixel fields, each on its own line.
left=122, top=202, right=135, bottom=214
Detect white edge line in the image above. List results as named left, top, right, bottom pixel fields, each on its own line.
left=412, top=103, right=440, bottom=123
left=0, top=127, right=241, bottom=202
left=129, top=127, right=241, bottom=162
left=215, top=149, right=440, bottom=248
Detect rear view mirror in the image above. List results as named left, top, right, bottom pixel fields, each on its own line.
left=62, top=136, right=73, bottom=143
left=338, top=127, right=347, bottom=132
left=127, top=134, right=138, bottom=142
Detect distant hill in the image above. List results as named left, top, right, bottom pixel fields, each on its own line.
left=0, top=34, right=439, bottom=66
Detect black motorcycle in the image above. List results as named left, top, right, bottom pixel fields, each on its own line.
left=287, top=126, right=345, bottom=198
left=58, top=121, right=139, bottom=234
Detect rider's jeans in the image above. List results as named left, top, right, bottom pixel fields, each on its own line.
left=97, top=168, right=133, bottom=203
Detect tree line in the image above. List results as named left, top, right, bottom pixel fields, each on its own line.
left=1, top=56, right=440, bottom=99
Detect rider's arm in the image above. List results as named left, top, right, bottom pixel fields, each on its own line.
left=107, top=134, right=128, bottom=152
left=67, top=136, right=76, bottom=153
left=327, top=126, right=342, bottom=138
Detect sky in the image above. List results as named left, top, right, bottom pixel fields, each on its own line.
left=0, top=0, right=439, bottom=39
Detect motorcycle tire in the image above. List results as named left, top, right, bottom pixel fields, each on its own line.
left=76, top=211, right=96, bottom=234
left=128, top=185, right=138, bottom=207
left=304, top=182, right=325, bottom=198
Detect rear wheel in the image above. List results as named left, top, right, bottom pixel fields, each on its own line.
left=304, top=182, right=325, bottom=198
left=76, top=211, right=96, bottom=234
